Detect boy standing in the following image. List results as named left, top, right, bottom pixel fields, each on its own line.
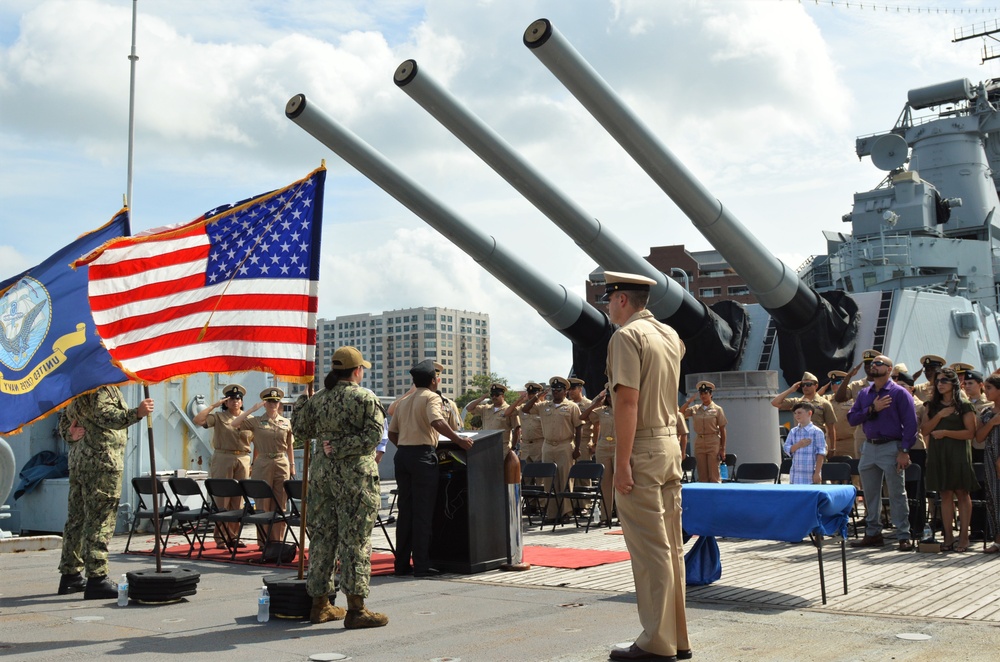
left=782, top=402, right=827, bottom=485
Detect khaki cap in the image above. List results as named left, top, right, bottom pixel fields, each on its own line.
left=525, top=382, right=543, bottom=390
left=950, top=361, right=974, bottom=373
left=489, top=383, right=507, bottom=393
left=222, top=383, right=246, bottom=398
left=827, top=370, right=847, bottom=379
left=433, top=361, right=445, bottom=373
left=549, top=376, right=570, bottom=390
left=331, top=345, right=371, bottom=370
left=861, top=349, right=878, bottom=362
left=260, top=387, right=284, bottom=401
left=800, top=372, right=818, bottom=383
left=920, top=354, right=946, bottom=368
left=696, top=381, right=715, bottom=392
left=892, top=363, right=908, bottom=375
left=568, top=377, right=585, bottom=387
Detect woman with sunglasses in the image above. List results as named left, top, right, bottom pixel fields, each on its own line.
left=975, top=374, right=1000, bottom=553
left=920, top=368, right=979, bottom=552
left=193, top=383, right=252, bottom=550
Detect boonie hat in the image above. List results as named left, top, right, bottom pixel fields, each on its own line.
left=331, top=345, right=371, bottom=370
left=261, top=388, right=284, bottom=401
left=223, top=383, right=246, bottom=399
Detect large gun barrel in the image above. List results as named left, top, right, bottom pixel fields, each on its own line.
left=522, top=18, right=857, bottom=382
left=393, top=59, right=747, bottom=374
left=285, top=94, right=614, bottom=389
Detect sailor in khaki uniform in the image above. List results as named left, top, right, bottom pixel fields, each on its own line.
left=825, top=370, right=857, bottom=456
left=681, top=381, right=727, bottom=483
left=835, top=349, right=878, bottom=457
left=463, top=382, right=519, bottom=453
left=508, top=382, right=545, bottom=462
left=231, top=388, right=296, bottom=548
left=567, top=377, right=595, bottom=488
left=603, top=271, right=690, bottom=662
left=913, top=354, right=945, bottom=403
left=582, top=386, right=616, bottom=526
left=520, top=376, right=583, bottom=522
left=771, top=372, right=839, bottom=456
left=193, top=383, right=252, bottom=549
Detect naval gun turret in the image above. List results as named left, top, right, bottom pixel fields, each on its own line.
left=392, top=60, right=748, bottom=383
left=521, top=19, right=858, bottom=385
left=285, top=94, right=614, bottom=390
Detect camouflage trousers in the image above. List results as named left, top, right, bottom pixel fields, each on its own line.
left=306, top=453, right=380, bottom=598
left=58, top=450, right=123, bottom=578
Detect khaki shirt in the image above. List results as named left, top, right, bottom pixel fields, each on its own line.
left=518, top=401, right=545, bottom=442
left=827, top=395, right=856, bottom=443
left=535, top=400, right=582, bottom=443
left=440, top=395, right=463, bottom=431
left=573, top=396, right=594, bottom=447
left=913, top=380, right=934, bottom=403
left=388, top=388, right=444, bottom=447
left=686, top=402, right=727, bottom=441
left=474, top=401, right=518, bottom=447
left=606, top=309, right=684, bottom=432
left=238, top=414, right=292, bottom=456
left=589, top=406, right=616, bottom=447
left=778, top=395, right=838, bottom=429
left=204, top=410, right=252, bottom=453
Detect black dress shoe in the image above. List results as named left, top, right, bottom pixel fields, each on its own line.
left=609, top=643, right=676, bottom=661
left=392, top=567, right=413, bottom=577
left=57, top=573, right=86, bottom=595
left=413, top=568, right=442, bottom=578
left=677, top=650, right=693, bottom=660
left=83, top=576, right=118, bottom=600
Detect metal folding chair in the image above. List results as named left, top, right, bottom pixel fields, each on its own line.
left=521, top=462, right=558, bottom=530
left=201, top=478, right=248, bottom=560
left=164, top=476, right=213, bottom=557
left=552, top=461, right=606, bottom=532
left=124, top=476, right=176, bottom=553
left=241, top=479, right=299, bottom=566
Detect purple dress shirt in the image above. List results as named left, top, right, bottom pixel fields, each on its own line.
left=846, top=378, right=918, bottom=450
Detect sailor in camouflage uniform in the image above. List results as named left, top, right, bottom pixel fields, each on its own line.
left=291, top=346, right=388, bottom=629
left=57, top=385, right=154, bottom=599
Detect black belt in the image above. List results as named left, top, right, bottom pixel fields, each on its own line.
left=867, top=438, right=901, bottom=445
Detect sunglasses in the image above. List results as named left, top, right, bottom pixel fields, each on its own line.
left=551, top=385, right=566, bottom=390
left=801, top=382, right=817, bottom=387
left=936, top=377, right=954, bottom=384
left=227, top=395, right=243, bottom=399
left=832, top=379, right=844, bottom=384
left=871, top=360, right=890, bottom=367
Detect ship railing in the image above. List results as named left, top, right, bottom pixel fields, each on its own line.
left=835, top=233, right=913, bottom=270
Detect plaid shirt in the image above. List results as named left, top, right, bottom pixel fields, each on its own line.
left=782, top=423, right=827, bottom=484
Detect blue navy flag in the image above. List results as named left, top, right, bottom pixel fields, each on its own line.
left=0, top=212, right=130, bottom=435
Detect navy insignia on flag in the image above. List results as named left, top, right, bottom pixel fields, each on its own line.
left=0, top=277, right=52, bottom=370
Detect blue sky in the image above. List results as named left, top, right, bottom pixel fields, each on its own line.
left=1, top=0, right=998, bottom=389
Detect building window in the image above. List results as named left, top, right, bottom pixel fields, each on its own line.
left=727, top=285, right=750, bottom=296
left=699, top=287, right=722, bottom=297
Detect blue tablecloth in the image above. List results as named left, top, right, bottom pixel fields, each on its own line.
left=681, top=483, right=856, bottom=543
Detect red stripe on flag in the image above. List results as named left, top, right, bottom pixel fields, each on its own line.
left=94, top=294, right=317, bottom=338
left=132, top=358, right=314, bottom=384
left=88, top=273, right=207, bottom=312
left=111, top=326, right=317, bottom=361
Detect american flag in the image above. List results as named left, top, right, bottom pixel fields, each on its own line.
left=74, top=167, right=326, bottom=383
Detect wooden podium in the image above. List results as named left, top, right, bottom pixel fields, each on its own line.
left=429, top=430, right=506, bottom=574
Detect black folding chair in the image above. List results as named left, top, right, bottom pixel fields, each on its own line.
left=164, top=477, right=213, bottom=557
left=521, top=462, right=558, bottom=530
left=124, top=477, right=176, bottom=553
left=202, top=478, right=248, bottom=560
left=681, top=456, right=697, bottom=483
left=552, top=462, right=606, bottom=532
left=779, top=458, right=793, bottom=484
left=734, top=462, right=780, bottom=484
left=241, top=479, right=299, bottom=566
left=724, top=453, right=738, bottom=482
left=821, top=461, right=855, bottom=535
left=970, top=463, right=990, bottom=549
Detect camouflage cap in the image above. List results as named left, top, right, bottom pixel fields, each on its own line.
left=260, top=387, right=284, bottom=401
left=331, top=345, right=371, bottom=370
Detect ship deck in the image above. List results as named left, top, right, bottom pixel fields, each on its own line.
left=2, top=482, right=999, bottom=661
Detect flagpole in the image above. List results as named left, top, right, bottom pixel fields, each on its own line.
left=126, top=0, right=138, bottom=213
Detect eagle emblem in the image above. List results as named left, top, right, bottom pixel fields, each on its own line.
left=0, top=277, right=51, bottom=370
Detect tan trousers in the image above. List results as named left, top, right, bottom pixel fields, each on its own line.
left=616, top=434, right=689, bottom=657
left=595, top=442, right=617, bottom=524
left=541, top=439, right=574, bottom=519
left=694, top=437, right=721, bottom=483
left=209, top=451, right=250, bottom=545
left=519, top=437, right=544, bottom=463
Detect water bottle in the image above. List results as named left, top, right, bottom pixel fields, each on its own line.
left=719, top=462, right=729, bottom=481
left=923, top=524, right=933, bottom=541
left=117, top=574, right=129, bottom=607
left=257, top=584, right=270, bottom=623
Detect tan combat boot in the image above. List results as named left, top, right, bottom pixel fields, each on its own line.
left=344, top=594, right=388, bottom=629
left=310, top=595, right=347, bottom=624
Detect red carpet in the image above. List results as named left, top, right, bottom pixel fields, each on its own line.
left=523, top=545, right=630, bottom=569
